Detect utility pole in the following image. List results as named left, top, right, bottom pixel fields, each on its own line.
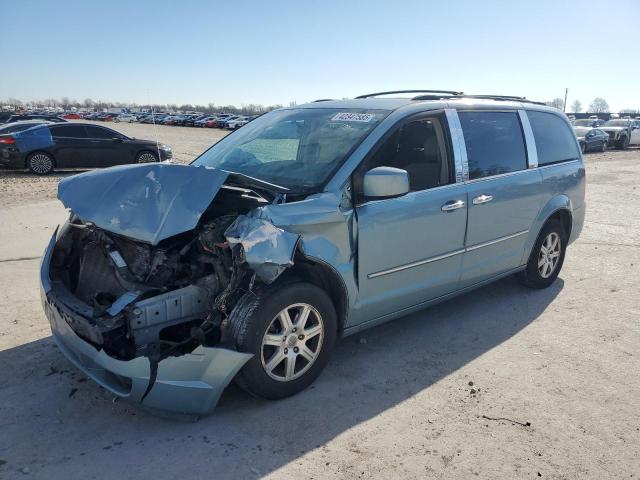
left=563, top=88, right=568, bottom=112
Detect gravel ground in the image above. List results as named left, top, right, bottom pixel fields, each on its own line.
left=0, top=125, right=639, bottom=479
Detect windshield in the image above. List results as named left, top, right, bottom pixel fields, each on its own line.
left=192, top=108, right=388, bottom=190
left=604, top=120, right=630, bottom=127
left=573, top=127, right=591, bottom=137
left=573, top=119, right=593, bottom=126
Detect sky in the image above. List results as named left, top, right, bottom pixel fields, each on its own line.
left=2, top=0, right=639, bottom=111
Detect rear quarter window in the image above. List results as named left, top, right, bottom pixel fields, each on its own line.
left=527, top=111, right=580, bottom=166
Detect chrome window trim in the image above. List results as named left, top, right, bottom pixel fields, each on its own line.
left=444, top=109, right=468, bottom=183
left=464, top=167, right=535, bottom=185
left=518, top=109, right=538, bottom=168
left=536, top=159, right=581, bottom=170
left=368, top=229, right=529, bottom=278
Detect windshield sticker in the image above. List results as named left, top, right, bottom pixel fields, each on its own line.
left=331, top=112, right=375, bottom=123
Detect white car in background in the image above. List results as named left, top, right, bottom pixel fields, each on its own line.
left=226, top=116, right=250, bottom=130
left=113, top=114, right=136, bottom=123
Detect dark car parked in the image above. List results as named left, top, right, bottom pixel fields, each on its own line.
left=0, top=123, right=172, bottom=174
left=573, top=127, right=608, bottom=153
left=3, top=114, right=67, bottom=124
left=0, top=120, right=52, bottom=134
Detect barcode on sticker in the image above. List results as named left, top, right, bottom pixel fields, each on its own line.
left=331, top=113, right=375, bottom=122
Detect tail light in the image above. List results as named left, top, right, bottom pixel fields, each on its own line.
left=0, top=136, right=16, bottom=144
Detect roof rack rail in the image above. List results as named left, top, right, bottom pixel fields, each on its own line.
left=448, top=94, right=547, bottom=106
left=356, top=90, right=463, bottom=99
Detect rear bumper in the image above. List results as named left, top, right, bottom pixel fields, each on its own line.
left=40, top=231, right=252, bottom=416
left=0, top=147, right=25, bottom=169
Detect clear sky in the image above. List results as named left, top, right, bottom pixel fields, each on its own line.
left=2, top=0, right=639, bottom=111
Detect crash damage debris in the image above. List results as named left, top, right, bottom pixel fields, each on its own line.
left=49, top=165, right=302, bottom=404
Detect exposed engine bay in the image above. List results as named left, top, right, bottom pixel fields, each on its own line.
left=49, top=186, right=289, bottom=367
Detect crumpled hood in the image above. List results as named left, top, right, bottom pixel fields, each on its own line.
left=58, top=163, right=229, bottom=245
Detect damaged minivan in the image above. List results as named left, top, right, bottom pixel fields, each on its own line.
left=41, top=91, right=585, bottom=415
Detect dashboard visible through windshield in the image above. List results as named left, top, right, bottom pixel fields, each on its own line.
left=192, top=108, right=389, bottom=191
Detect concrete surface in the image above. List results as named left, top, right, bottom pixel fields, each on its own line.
left=0, top=125, right=638, bottom=479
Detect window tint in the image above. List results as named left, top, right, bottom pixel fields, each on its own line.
left=85, top=126, right=118, bottom=139
left=458, top=111, right=527, bottom=180
left=49, top=125, right=87, bottom=138
left=527, top=111, right=580, bottom=165
left=356, top=115, right=452, bottom=194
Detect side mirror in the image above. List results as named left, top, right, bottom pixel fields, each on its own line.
left=363, top=166, right=409, bottom=199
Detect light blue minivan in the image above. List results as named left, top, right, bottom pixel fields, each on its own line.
left=41, top=91, right=585, bottom=415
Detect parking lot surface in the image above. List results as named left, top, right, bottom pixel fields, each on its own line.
left=0, top=124, right=638, bottom=479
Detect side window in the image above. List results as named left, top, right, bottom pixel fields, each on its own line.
left=85, top=126, right=118, bottom=139
left=355, top=115, right=452, bottom=195
left=49, top=125, right=87, bottom=138
left=458, top=111, right=527, bottom=180
left=526, top=111, right=580, bottom=165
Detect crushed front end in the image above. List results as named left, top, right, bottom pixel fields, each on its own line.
left=40, top=164, right=299, bottom=416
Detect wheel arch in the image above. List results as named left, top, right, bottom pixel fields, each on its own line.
left=135, top=149, right=159, bottom=161
left=521, top=195, right=573, bottom=265
left=278, top=254, right=349, bottom=335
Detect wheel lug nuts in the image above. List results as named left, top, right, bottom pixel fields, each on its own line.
left=298, top=335, right=304, bottom=340
left=293, top=347, right=299, bottom=353
left=284, top=348, right=288, bottom=354
left=292, top=327, right=297, bottom=332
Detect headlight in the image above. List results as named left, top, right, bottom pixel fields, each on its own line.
left=159, top=144, right=171, bottom=151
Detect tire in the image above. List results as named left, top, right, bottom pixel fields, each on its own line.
left=516, top=219, right=566, bottom=289
left=27, top=152, right=55, bottom=175
left=230, top=282, right=337, bottom=399
left=113, top=118, right=120, bottom=123
left=136, top=151, right=158, bottom=163
left=601, top=141, right=607, bottom=152
left=617, top=136, right=630, bottom=150
left=580, top=142, right=586, bottom=154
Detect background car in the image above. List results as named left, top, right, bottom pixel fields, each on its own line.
left=3, top=113, right=66, bottom=124
left=226, top=116, right=250, bottom=129
left=113, top=113, right=137, bottom=123
left=0, top=123, right=172, bottom=174
left=61, top=113, right=81, bottom=119
left=573, top=118, right=606, bottom=128
left=574, top=127, right=608, bottom=153
left=0, top=120, right=52, bottom=135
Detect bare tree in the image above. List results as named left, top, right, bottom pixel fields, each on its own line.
left=589, top=98, right=609, bottom=113
left=570, top=100, right=582, bottom=113
left=546, top=98, right=564, bottom=110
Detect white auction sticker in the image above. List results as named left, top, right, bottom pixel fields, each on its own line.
left=331, top=112, right=375, bottom=122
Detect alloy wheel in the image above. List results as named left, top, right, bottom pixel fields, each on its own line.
left=538, top=232, right=561, bottom=278
left=261, top=303, right=324, bottom=382
left=29, top=153, right=53, bottom=174
left=137, top=152, right=157, bottom=163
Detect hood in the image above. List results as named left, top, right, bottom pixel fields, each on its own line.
left=58, top=163, right=229, bottom=245
left=600, top=126, right=625, bottom=132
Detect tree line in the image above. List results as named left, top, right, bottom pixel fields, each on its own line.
left=545, top=97, right=638, bottom=115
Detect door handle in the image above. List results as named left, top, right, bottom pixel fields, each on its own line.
left=472, top=194, right=493, bottom=205
left=441, top=199, right=465, bottom=212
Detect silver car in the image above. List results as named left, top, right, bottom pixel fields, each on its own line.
left=40, top=91, right=586, bottom=416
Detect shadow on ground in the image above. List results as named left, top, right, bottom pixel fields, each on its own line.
left=0, top=276, right=562, bottom=478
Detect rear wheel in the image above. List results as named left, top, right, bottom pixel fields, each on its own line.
left=27, top=152, right=54, bottom=175
left=516, top=220, right=566, bottom=289
left=601, top=141, right=607, bottom=152
left=230, top=282, right=337, bottom=399
left=580, top=142, right=587, bottom=154
left=136, top=151, right=158, bottom=163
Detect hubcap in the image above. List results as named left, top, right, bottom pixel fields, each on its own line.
left=261, top=303, right=324, bottom=382
left=29, top=154, right=52, bottom=174
left=137, top=153, right=156, bottom=163
left=538, top=232, right=561, bottom=278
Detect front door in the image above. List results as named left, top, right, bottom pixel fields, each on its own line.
left=84, top=125, right=126, bottom=166
left=354, top=113, right=468, bottom=323
left=456, top=110, right=543, bottom=286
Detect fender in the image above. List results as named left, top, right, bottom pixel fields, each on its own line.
left=520, top=194, right=572, bottom=265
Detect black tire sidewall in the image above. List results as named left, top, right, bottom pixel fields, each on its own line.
left=519, top=220, right=566, bottom=289
left=232, top=282, right=337, bottom=399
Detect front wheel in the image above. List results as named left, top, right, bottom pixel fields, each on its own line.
left=136, top=151, right=158, bottom=163
left=617, top=136, right=630, bottom=149
left=516, top=220, right=566, bottom=289
left=580, top=143, right=587, bottom=154
left=230, top=282, right=337, bottom=399
left=27, top=152, right=55, bottom=175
